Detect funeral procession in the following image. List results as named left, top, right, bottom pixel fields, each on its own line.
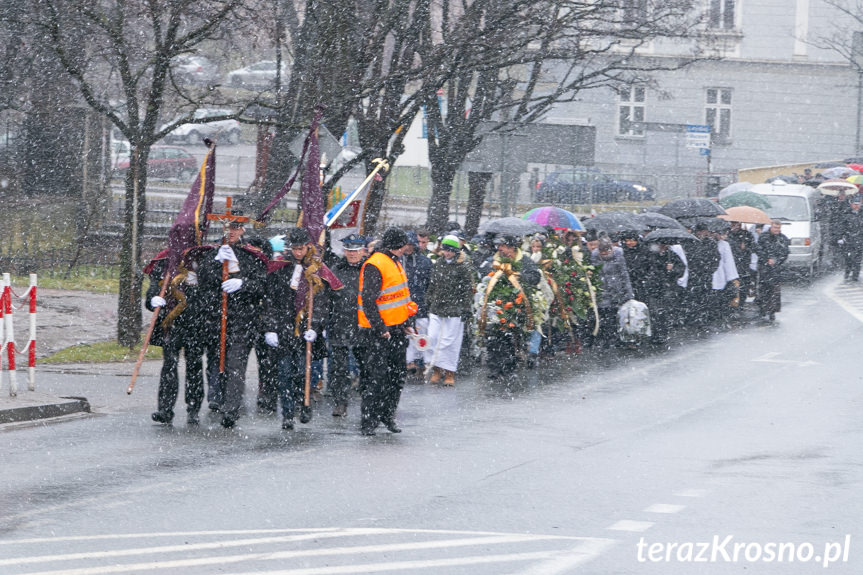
left=4, top=1, right=863, bottom=574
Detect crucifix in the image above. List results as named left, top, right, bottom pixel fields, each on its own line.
left=207, top=196, right=250, bottom=373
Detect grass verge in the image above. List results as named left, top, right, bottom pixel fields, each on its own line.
left=41, top=341, right=162, bottom=364
left=14, top=274, right=119, bottom=294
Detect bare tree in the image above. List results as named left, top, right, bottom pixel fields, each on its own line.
left=34, top=0, right=243, bottom=346
left=422, top=0, right=705, bottom=233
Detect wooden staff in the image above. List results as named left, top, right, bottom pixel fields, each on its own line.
left=205, top=196, right=249, bottom=373
left=303, top=287, right=314, bottom=408
left=126, top=271, right=169, bottom=395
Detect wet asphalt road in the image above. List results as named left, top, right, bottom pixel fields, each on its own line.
left=1, top=273, right=862, bottom=574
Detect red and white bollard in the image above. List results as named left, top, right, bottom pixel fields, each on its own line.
left=25, top=274, right=36, bottom=391
left=0, top=274, right=5, bottom=395
left=1, top=272, right=15, bottom=397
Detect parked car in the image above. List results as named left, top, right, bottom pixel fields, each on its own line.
left=225, top=60, right=288, bottom=89
left=159, top=108, right=241, bottom=145
left=171, top=55, right=219, bottom=85
left=535, top=168, right=655, bottom=204
left=114, top=145, right=197, bottom=181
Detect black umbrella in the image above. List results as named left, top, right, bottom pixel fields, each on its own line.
left=643, top=228, right=698, bottom=243
left=479, top=216, right=546, bottom=236
left=765, top=175, right=799, bottom=184
left=582, top=211, right=647, bottom=234
left=657, top=198, right=726, bottom=219
left=634, top=211, right=685, bottom=230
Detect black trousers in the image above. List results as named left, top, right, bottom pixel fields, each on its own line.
left=360, top=329, right=407, bottom=430
left=156, top=329, right=204, bottom=417
left=486, top=329, right=522, bottom=375
left=329, top=343, right=365, bottom=407
left=208, top=332, right=252, bottom=419
left=255, top=336, right=280, bottom=411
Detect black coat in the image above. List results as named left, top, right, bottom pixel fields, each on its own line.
left=263, top=258, right=333, bottom=360
left=688, top=236, right=721, bottom=291
left=756, top=231, right=790, bottom=282
left=197, top=243, right=268, bottom=345
left=404, top=251, right=433, bottom=317
left=840, top=208, right=863, bottom=251
left=727, top=228, right=755, bottom=277
left=328, top=256, right=364, bottom=345
left=425, top=252, right=475, bottom=318
left=145, top=258, right=215, bottom=348
left=622, top=242, right=651, bottom=302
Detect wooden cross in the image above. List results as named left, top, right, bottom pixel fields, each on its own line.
left=207, top=196, right=249, bottom=373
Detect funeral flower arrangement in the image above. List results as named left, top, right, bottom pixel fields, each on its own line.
left=473, top=251, right=546, bottom=340
left=541, top=241, right=601, bottom=326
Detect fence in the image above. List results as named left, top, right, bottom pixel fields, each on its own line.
left=1, top=273, right=37, bottom=396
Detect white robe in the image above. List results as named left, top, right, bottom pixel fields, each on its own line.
left=406, top=317, right=429, bottom=363
left=424, top=314, right=465, bottom=372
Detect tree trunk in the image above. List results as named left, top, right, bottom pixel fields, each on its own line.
left=465, top=172, right=492, bottom=238
left=117, top=150, right=147, bottom=347
left=426, top=164, right=457, bottom=235
left=362, top=174, right=387, bottom=237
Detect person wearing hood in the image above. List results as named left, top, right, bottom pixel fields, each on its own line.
left=423, top=235, right=475, bottom=385
left=357, top=227, right=418, bottom=435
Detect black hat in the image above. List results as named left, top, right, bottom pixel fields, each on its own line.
left=381, top=227, right=410, bottom=250
left=341, top=233, right=366, bottom=251
left=227, top=211, right=246, bottom=228
left=446, top=220, right=462, bottom=232
left=287, top=227, right=311, bottom=246
left=493, top=234, right=520, bottom=248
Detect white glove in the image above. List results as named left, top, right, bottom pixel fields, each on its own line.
left=150, top=296, right=167, bottom=308
left=303, top=329, right=317, bottom=342
left=264, top=332, right=279, bottom=347
left=221, top=278, right=243, bottom=293
left=838, top=239, right=846, bottom=245
left=185, top=271, right=198, bottom=286
left=216, top=245, right=240, bottom=272
left=215, top=245, right=238, bottom=263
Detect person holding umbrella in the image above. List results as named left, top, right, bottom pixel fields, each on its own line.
left=755, top=219, right=790, bottom=322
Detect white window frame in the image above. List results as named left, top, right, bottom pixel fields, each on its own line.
left=617, top=85, right=646, bottom=138
left=705, top=87, right=732, bottom=142
left=708, top=0, right=737, bottom=31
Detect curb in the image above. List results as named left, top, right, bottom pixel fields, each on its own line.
left=0, top=396, right=91, bottom=425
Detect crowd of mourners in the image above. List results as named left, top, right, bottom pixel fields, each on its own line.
left=143, top=207, right=802, bottom=435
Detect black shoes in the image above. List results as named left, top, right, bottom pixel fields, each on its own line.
left=151, top=410, right=173, bottom=424
left=208, top=401, right=221, bottom=413
left=281, top=418, right=295, bottom=431
left=360, top=426, right=376, bottom=436
left=299, top=406, right=313, bottom=424
left=332, top=404, right=347, bottom=417
left=382, top=419, right=402, bottom=433
left=187, top=412, right=200, bottom=426
left=220, top=415, right=237, bottom=428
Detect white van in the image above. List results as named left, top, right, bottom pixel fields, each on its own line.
left=752, top=180, right=822, bottom=275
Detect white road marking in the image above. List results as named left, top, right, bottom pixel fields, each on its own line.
left=826, top=277, right=863, bottom=324
left=674, top=489, right=707, bottom=498
left=606, top=520, right=653, bottom=532
left=752, top=351, right=819, bottom=367
left=9, top=531, right=611, bottom=575
left=643, top=504, right=685, bottom=514
left=221, top=551, right=557, bottom=574
left=515, top=538, right=617, bottom=575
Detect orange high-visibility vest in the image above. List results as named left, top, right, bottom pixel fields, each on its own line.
left=358, top=252, right=417, bottom=327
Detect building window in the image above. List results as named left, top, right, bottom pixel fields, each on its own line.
left=709, top=0, right=736, bottom=30
left=618, top=86, right=645, bottom=137
left=706, top=87, right=732, bottom=142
